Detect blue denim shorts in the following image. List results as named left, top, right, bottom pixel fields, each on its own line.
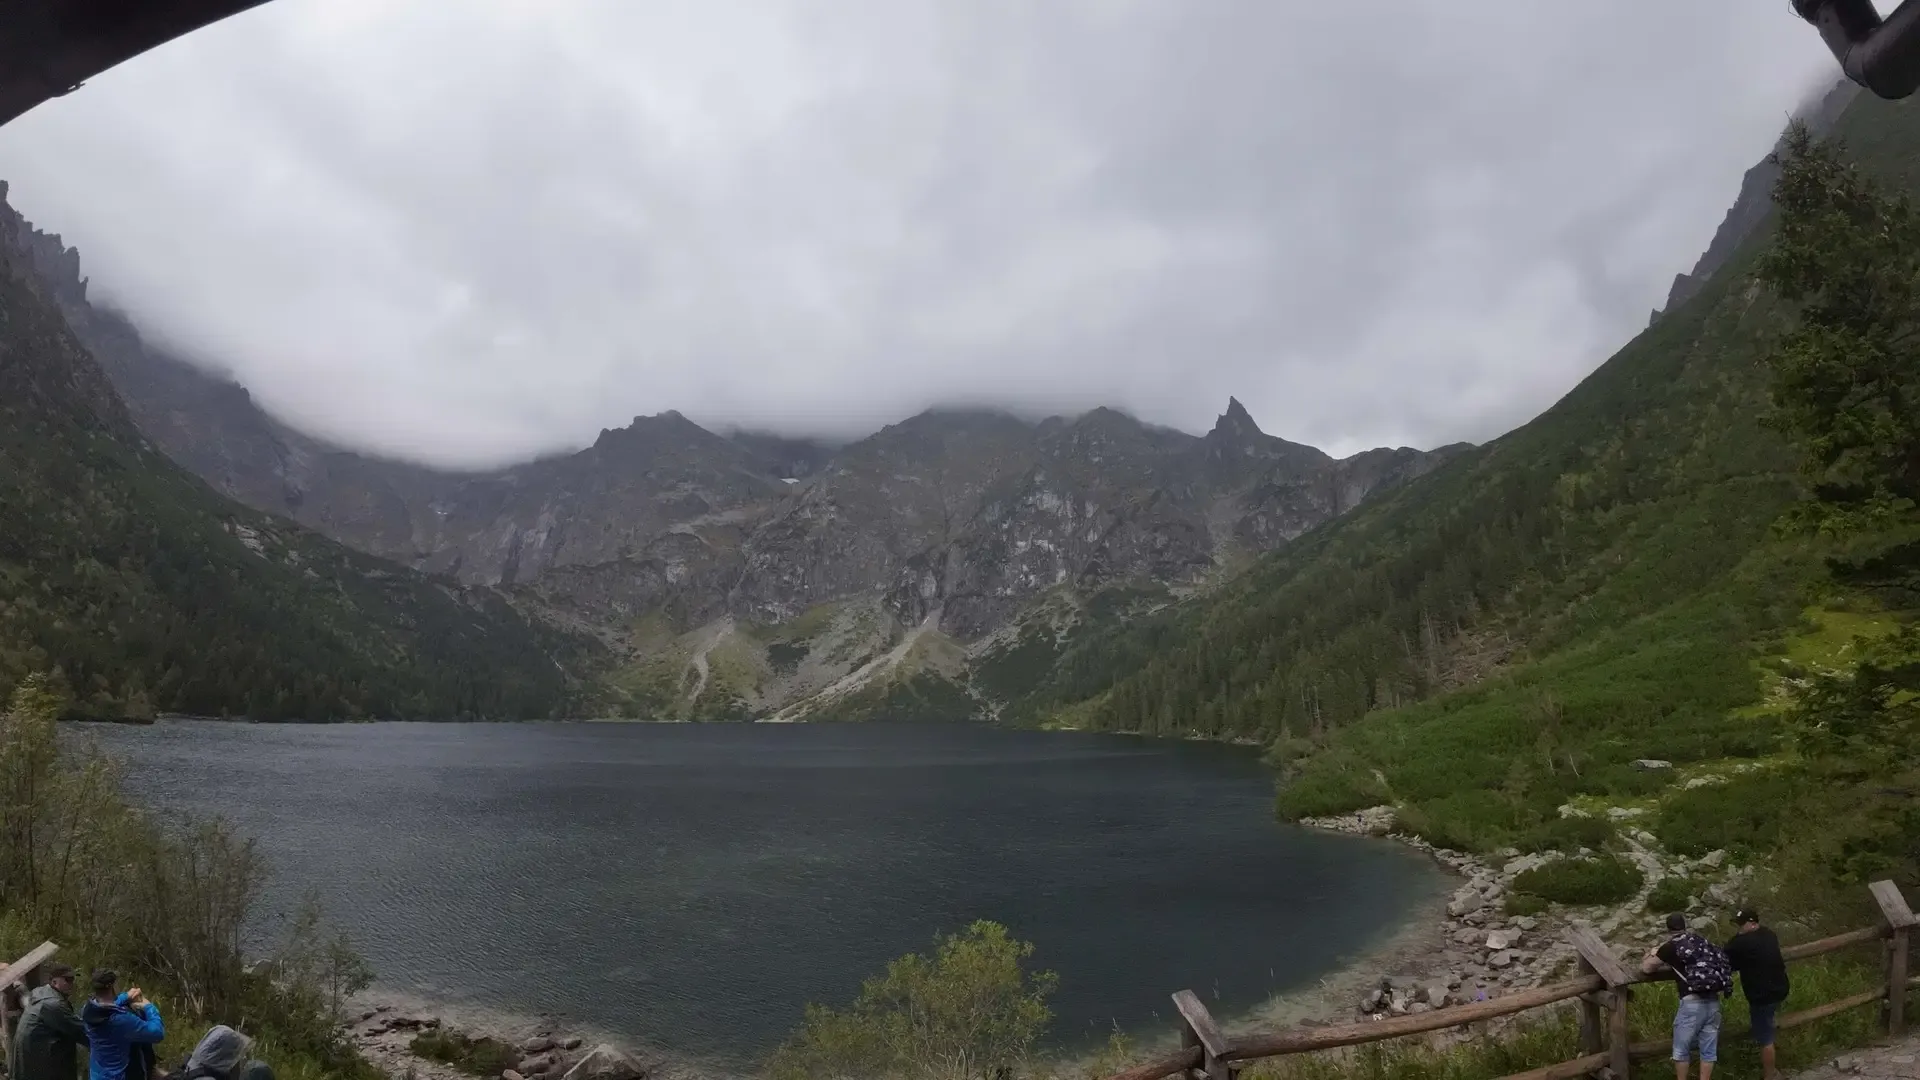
left=1749, top=1000, right=1780, bottom=1046
left=1673, top=996, right=1722, bottom=1062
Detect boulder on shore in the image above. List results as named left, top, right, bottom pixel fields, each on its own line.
left=561, top=1045, right=646, bottom=1080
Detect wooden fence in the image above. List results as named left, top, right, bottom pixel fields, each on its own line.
left=1104, top=879, right=1919, bottom=1080
left=0, top=939, right=61, bottom=1047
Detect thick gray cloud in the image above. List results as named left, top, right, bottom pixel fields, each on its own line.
left=0, top=0, right=1838, bottom=467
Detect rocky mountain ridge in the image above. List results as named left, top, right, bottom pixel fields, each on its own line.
left=3, top=185, right=1467, bottom=718
left=7, top=202, right=1459, bottom=607
left=1649, top=76, right=1860, bottom=325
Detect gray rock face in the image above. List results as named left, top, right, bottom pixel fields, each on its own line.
left=736, top=408, right=1044, bottom=625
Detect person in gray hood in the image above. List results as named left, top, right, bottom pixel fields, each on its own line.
left=8, top=965, right=88, bottom=1080
left=170, top=1025, right=273, bottom=1080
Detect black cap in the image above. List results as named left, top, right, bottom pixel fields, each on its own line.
left=1666, top=912, right=1688, bottom=932
left=1735, top=907, right=1759, bottom=925
left=43, top=963, right=74, bottom=981
left=89, top=969, right=117, bottom=995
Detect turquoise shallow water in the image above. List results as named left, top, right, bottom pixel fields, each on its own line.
left=80, top=720, right=1442, bottom=1071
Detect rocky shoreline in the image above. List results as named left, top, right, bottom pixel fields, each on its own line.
left=343, top=997, right=735, bottom=1080
left=1294, top=805, right=1754, bottom=1029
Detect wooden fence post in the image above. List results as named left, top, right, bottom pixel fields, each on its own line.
left=1576, top=985, right=1604, bottom=1060
left=1870, top=880, right=1916, bottom=1036
left=1568, top=927, right=1633, bottom=1080
left=1172, top=990, right=1233, bottom=1080
left=0, top=942, right=60, bottom=1052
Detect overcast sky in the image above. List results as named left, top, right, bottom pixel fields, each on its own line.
left=0, top=0, right=1839, bottom=468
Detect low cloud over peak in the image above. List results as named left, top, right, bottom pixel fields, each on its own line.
left=0, top=0, right=1837, bottom=470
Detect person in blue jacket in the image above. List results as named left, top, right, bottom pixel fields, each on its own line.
left=78, top=970, right=163, bottom=1080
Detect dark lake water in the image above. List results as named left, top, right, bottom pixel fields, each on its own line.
left=76, top=720, right=1440, bottom=1072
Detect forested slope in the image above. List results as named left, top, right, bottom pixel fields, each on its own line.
left=0, top=241, right=597, bottom=721
left=997, top=92, right=1920, bottom=857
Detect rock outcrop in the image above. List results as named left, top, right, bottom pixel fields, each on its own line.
left=1303, top=805, right=1757, bottom=1029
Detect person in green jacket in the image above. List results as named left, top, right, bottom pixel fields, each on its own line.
left=7, top=965, right=88, bottom=1080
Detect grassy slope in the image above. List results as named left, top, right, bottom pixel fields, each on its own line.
left=994, top=92, right=1920, bottom=853
left=0, top=248, right=596, bottom=721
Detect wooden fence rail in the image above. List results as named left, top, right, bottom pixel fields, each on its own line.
left=1104, top=879, right=1918, bottom=1080
left=0, top=940, right=61, bottom=1049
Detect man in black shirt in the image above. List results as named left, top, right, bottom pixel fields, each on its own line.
left=1724, top=907, right=1790, bottom=1080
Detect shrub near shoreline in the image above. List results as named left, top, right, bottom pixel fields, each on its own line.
left=0, top=673, right=378, bottom=1080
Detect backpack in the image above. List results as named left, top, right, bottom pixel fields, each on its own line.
left=1668, top=932, right=1735, bottom=997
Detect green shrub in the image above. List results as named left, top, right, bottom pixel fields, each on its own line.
left=1580, top=763, right=1677, bottom=800
left=1646, top=875, right=1703, bottom=914
left=0, top=673, right=378, bottom=1080
left=1511, top=855, right=1644, bottom=905
left=1504, top=892, right=1551, bottom=917
left=1655, top=769, right=1807, bottom=857
left=1515, top=815, right=1617, bottom=854
left=409, top=1031, right=520, bottom=1078
left=971, top=627, right=1063, bottom=704
left=766, top=641, right=810, bottom=675
left=1274, top=755, right=1388, bottom=819
left=1391, top=790, right=1527, bottom=853
left=1392, top=803, right=1488, bottom=853
left=765, top=920, right=1056, bottom=1080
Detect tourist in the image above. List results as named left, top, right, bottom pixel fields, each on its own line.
left=1641, top=912, right=1735, bottom=1080
left=169, top=1024, right=275, bottom=1080
left=1724, top=907, right=1790, bottom=1080
left=7, top=964, right=87, bottom=1080
left=77, top=971, right=163, bottom=1080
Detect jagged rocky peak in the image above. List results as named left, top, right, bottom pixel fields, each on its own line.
left=0, top=186, right=88, bottom=308
left=1200, top=396, right=1332, bottom=477
left=1210, top=396, right=1264, bottom=442
left=588, top=409, right=742, bottom=462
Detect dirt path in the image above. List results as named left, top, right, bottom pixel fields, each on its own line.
left=1794, top=1034, right=1920, bottom=1079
